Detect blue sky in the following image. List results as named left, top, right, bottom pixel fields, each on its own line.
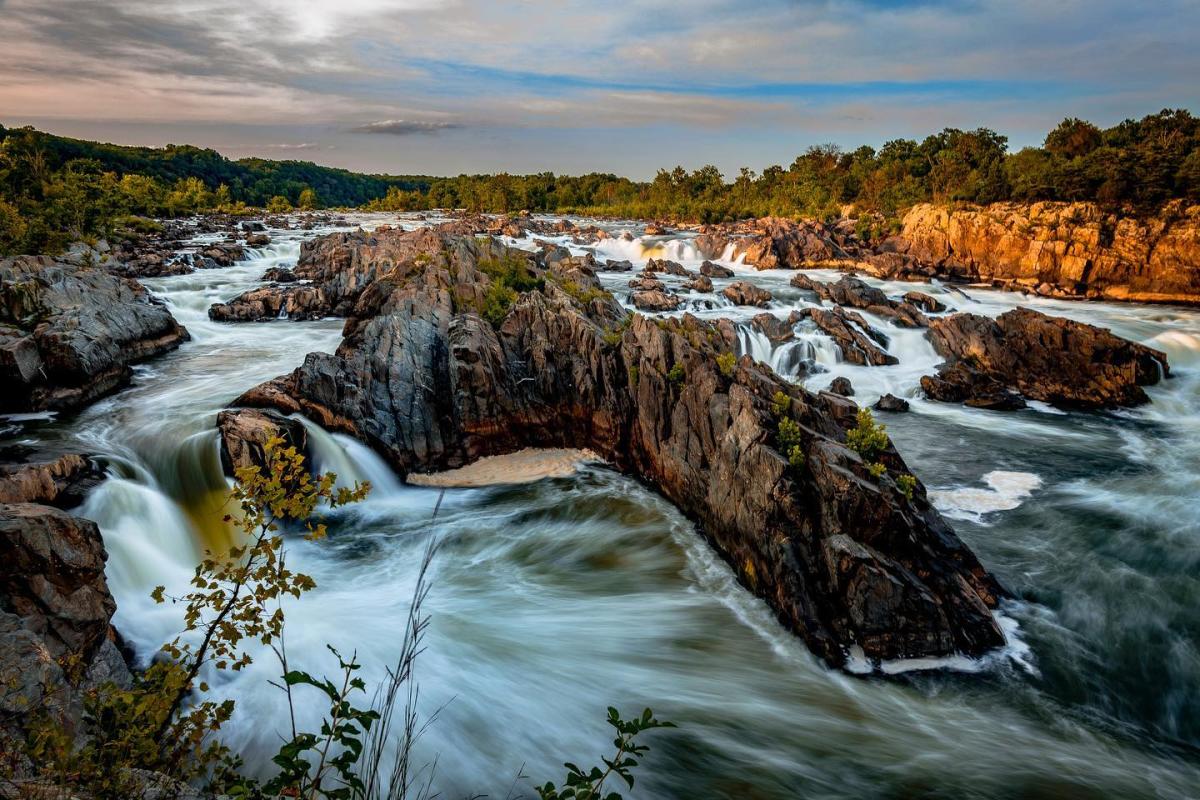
left=0, top=0, right=1197, bottom=178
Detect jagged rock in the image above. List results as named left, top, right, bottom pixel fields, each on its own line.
left=696, top=217, right=867, bottom=269
left=874, top=393, right=911, bottom=412
left=631, top=290, right=683, bottom=312
left=796, top=307, right=897, bottom=366
left=208, top=285, right=328, bottom=322
left=686, top=275, right=714, bottom=293
left=601, top=259, right=634, bottom=272
left=0, top=256, right=189, bottom=412
left=897, top=201, right=1200, bottom=305
left=231, top=230, right=1008, bottom=668
left=722, top=281, right=772, bottom=307
left=644, top=223, right=669, bottom=236
left=0, top=454, right=103, bottom=507
left=216, top=408, right=308, bottom=475
left=903, top=291, right=946, bottom=313
left=242, top=221, right=266, bottom=232
left=791, top=274, right=928, bottom=328
left=750, top=313, right=794, bottom=344
left=198, top=243, right=245, bottom=267
left=245, top=232, right=271, bottom=247
left=828, top=377, right=854, bottom=396
left=922, top=308, right=1169, bottom=409
left=700, top=260, right=734, bottom=278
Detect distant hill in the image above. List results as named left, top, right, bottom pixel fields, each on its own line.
left=0, top=123, right=433, bottom=207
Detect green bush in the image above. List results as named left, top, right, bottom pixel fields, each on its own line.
left=846, top=408, right=889, bottom=461
left=771, top=390, right=791, bottom=417
left=716, top=351, right=736, bottom=377
left=667, top=363, right=686, bottom=386
left=896, top=473, right=917, bottom=500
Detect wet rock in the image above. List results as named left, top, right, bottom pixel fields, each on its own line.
left=903, top=291, right=946, bottom=313
left=796, top=307, right=897, bottom=366
left=722, top=281, right=772, bottom=307
left=242, top=220, right=267, bottom=232
left=198, top=243, right=245, bottom=267
left=828, top=376, right=854, bottom=396
left=647, top=258, right=690, bottom=277
left=216, top=408, right=308, bottom=475
left=208, top=284, right=328, bottom=322
left=631, top=290, right=683, bottom=312
left=233, top=232, right=1008, bottom=668
left=601, top=259, right=634, bottom=272
left=874, top=393, right=910, bottom=412
left=695, top=217, right=861, bottom=269
left=0, top=454, right=104, bottom=507
left=791, top=274, right=928, bottom=328
left=245, top=232, right=272, bottom=247
left=0, top=256, right=189, bottom=412
left=750, top=313, right=794, bottom=344
left=700, top=260, right=734, bottom=278
left=261, top=266, right=297, bottom=283
left=922, top=308, right=1169, bottom=409
left=644, top=223, right=669, bottom=236
left=686, top=275, right=714, bottom=293
left=628, top=275, right=666, bottom=292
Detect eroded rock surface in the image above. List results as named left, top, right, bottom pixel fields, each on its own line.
left=922, top=308, right=1170, bottom=409
left=227, top=227, right=1007, bottom=668
left=1, top=256, right=189, bottom=411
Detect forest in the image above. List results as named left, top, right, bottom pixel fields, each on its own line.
left=2, top=108, right=1199, bottom=255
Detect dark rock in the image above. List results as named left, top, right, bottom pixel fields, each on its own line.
left=628, top=274, right=666, bottom=292
left=796, top=307, right=897, bottom=366
left=245, top=232, right=272, bottom=247
left=903, top=291, right=946, bottom=313
left=232, top=230, right=1008, bottom=668
left=874, top=393, right=910, bottom=412
left=686, top=275, right=714, bottom=293
left=828, top=377, right=854, bottom=396
left=601, top=259, right=634, bottom=272
left=0, top=256, right=189, bottom=412
left=261, top=267, right=297, bottom=283
left=700, top=260, right=734, bottom=278
left=923, top=308, right=1169, bottom=409
left=750, top=313, right=794, bottom=344
left=647, top=258, right=689, bottom=277
left=722, top=281, right=772, bottom=307
left=791, top=274, right=928, bottom=328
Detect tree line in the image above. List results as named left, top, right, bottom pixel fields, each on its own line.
left=3, top=109, right=1199, bottom=255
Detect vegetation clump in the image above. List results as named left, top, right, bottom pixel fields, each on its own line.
left=715, top=351, right=736, bottom=377
left=667, top=363, right=686, bottom=386
left=896, top=473, right=917, bottom=500
left=846, top=408, right=889, bottom=462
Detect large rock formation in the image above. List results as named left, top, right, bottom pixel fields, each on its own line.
left=0, top=453, right=104, bottom=507
left=1, top=256, right=189, bottom=412
left=791, top=274, right=929, bottom=328
left=0, top=503, right=129, bottom=753
left=695, top=217, right=866, bottom=269
left=921, top=308, right=1170, bottom=410
left=227, top=227, right=1008, bottom=668
left=894, top=202, right=1200, bottom=305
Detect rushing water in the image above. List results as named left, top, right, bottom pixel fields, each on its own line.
left=6, top=215, right=1200, bottom=798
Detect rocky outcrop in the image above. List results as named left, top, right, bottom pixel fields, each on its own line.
left=1, top=256, right=189, bottom=412
left=894, top=202, right=1200, bottom=305
left=921, top=308, right=1170, bottom=409
left=722, top=281, right=772, bottom=307
left=216, top=409, right=308, bottom=474
left=791, top=274, right=928, bottom=328
left=0, top=503, right=129, bottom=753
left=229, top=228, right=1008, bottom=668
left=795, top=307, right=897, bottom=366
left=631, top=290, right=683, bottom=312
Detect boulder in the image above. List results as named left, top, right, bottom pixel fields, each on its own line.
left=873, top=393, right=911, bottom=413
left=261, top=267, right=298, bottom=283
left=628, top=275, right=666, bottom=292
left=216, top=408, right=309, bottom=475
left=231, top=229, right=1008, bottom=668
left=647, top=258, right=689, bottom=277
left=722, top=281, right=772, bottom=307
left=903, top=291, right=946, bottom=313
left=750, top=313, right=794, bottom=344
left=686, top=275, right=714, bottom=293
left=601, top=259, right=634, bottom=272
left=245, top=233, right=272, bottom=247
left=791, top=274, right=928, bottom=328
left=796, top=307, right=897, bottom=366
left=700, top=260, right=734, bottom=278
left=922, top=308, right=1169, bottom=409
left=0, top=454, right=104, bottom=507
left=828, top=376, right=854, bottom=396
left=0, top=256, right=189, bottom=412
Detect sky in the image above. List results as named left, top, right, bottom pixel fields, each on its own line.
left=0, top=0, right=1197, bottom=178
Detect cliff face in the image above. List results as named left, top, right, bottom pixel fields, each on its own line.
left=898, top=202, right=1200, bottom=305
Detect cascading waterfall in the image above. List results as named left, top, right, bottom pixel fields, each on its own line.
left=9, top=215, right=1200, bottom=799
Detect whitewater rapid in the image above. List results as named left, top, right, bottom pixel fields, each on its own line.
left=7, top=214, right=1200, bottom=798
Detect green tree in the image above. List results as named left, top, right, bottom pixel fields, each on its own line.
left=267, top=194, right=293, bottom=213
left=1045, top=118, right=1103, bottom=159
left=0, top=195, right=28, bottom=253
left=298, top=187, right=319, bottom=210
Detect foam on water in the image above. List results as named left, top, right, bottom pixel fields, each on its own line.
left=929, top=471, right=1044, bottom=522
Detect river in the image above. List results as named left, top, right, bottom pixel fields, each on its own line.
left=8, top=214, right=1200, bottom=798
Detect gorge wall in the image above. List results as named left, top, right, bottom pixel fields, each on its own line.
left=895, top=202, right=1200, bottom=305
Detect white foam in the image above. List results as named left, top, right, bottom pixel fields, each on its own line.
left=929, top=471, right=1043, bottom=522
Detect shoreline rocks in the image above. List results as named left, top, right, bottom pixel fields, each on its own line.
left=1, top=255, right=189, bottom=412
